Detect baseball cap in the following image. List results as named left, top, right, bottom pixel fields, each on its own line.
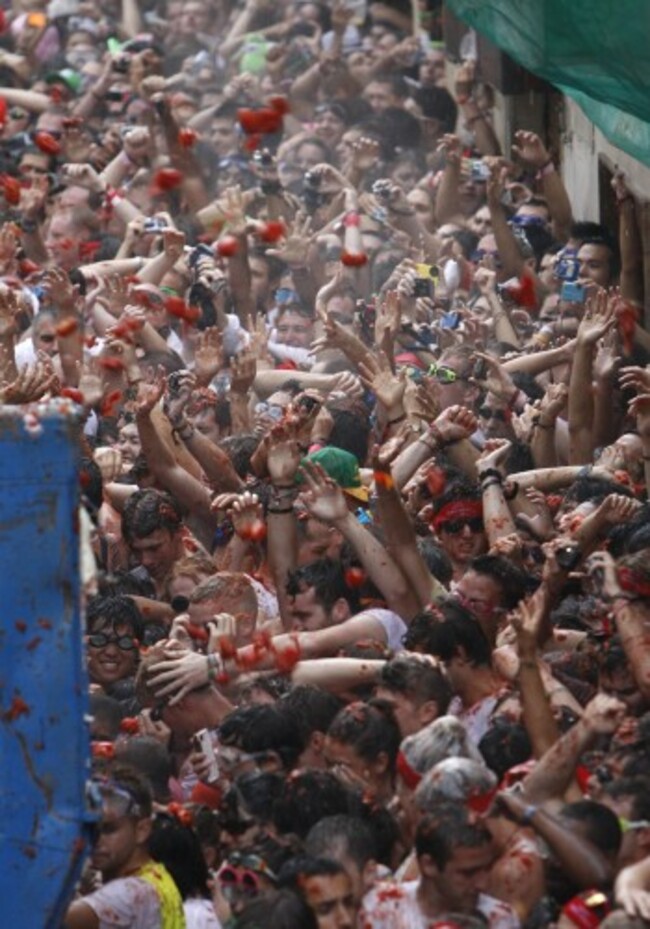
left=301, top=446, right=369, bottom=503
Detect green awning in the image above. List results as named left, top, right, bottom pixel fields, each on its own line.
left=445, top=0, right=650, bottom=167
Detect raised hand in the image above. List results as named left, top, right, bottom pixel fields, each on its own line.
left=300, top=460, right=348, bottom=524
left=476, top=437, right=512, bottom=476
left=266, top=211, right=312, bottom=268
left=628, top=392, right=650, bottom=440
left=509, top=597, right=544, bottom=661
left=230, top=350, right=256, bottom=395
left=266, top=420, right=302, bottom=487
left=163, top=369, right=194, bottom=427
left=0, top=285, right=20, bottom=338
left=193, top=327, right=224, bottom=386
left=60, top=162, right=104, bottom=193
left=470, top=351, right=518, bottom=403
left=619, top=364, right=650, bottom=395
left=511, top=130, right=551, bottom=170
left=42, top=267, right=79, bottom=316
left=230, top=491, right=266, bottom=541
left=358, top=350, right=405, bottom=415
left=576, top=289, right=616, bottom=346
left=1, top=355, right=58, bottom=404
left=136, top=374, right=165, bottom=416
left=582, top=692, right=626, bottom=735
left=431, top=404, right=477, bottom=444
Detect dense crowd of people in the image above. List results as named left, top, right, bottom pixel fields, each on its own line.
left=1, top=0, right=650, bottom=927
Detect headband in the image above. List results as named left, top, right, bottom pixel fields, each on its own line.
left=432, top=500, right=483, bottom=530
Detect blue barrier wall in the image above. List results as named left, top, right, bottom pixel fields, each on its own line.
left=0, top=404, right=92, bottom=926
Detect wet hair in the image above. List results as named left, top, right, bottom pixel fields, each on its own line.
left=563, top=476, right=634, bottom=507
left=452, top=229, right=479, bottom=261
left=325, top=399, right=372, bottom=466
left=88, top=693, right=123, bottom=741
left=478, top=716, right=532, bottom=780
left=121, top=489, right=183, bottom=543
left=598, top=635, right=631, bottom=677
left=579, top=234, right=620, bottom=281
left=414, top=85, right=458, bottom=133
left=138, top=349, right=185, bottom=374
left=272, top=770, right=353, bottom=838
left=97, top=571, right=156, bottom=599
left=219, top=772, right=285, bottom=834
left=218, top=434, right=261, bottom=478
left=403, top=600, right=492, bottom=667
left=561, top=800, right=622, bottom=857
left=280, top=686, right=344, bottom=749
left=286, top=558, right=357, bottom=615
left=105, top=763, right=153, bottom=819
left=86, top=595, right=144, bottom=641
left=402, top=716, right=483, bottom=778
left=378, top=654, right=451, bottom=715
left=80, top=457, right=103, bottom=521
left=278, top=855, right=347, bottom=889
left=326, top=699, right=401, bottom=774
left=415, top=803, right=492, bottom=869
left=114, top=737, right=173, bottom=803
left=603, top=777, right=650, bottom=821
left=470, top=554, right=529, bottom=610
left=219, top=705, right=303, bottom=771
left=305, top=814, right=377, bottom=870
left=416, top=758, right=497, bottom=810
left=149, top=812, right=210, bottom=899
left=416, top=538, right=454, bottom=587
left=570, top=221, right=610, bottom=244
left=190, top=572, right=257, bottom=617
left=234, top=889, right=318, bottom=929
left=430, top=481, right=483, bottom=522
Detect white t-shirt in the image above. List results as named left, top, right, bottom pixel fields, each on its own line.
left=361, top=879, right=520, bottom=929
left=83, top=876, right=162, bottom=928
left=184, top=897, right=221, bottom=929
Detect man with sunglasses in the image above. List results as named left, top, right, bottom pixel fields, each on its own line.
left=428, top=347, right=481, bottom=413
left=64, top=766, right=185, bottom=928
left=430, top=485, right=487, bottom=582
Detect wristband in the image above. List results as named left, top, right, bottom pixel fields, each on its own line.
left=503, top=480, right=520, bottom=501
left=536, top=160, right=555, bottom=180
left=177, top=422, right=195, bottom=442
left=373, top=470, right=394, bottom=490
left=388, top=413, right=406, bottom=425
left=521, top=804, right=538, bottom=825
left=478, top=467, right=503, bottom=483
left=480, top=478, right=502, bottom=492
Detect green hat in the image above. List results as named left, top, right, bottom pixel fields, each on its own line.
left=302, top=447, right=368, bottom=503
left=45, top=68, right=82, bottom=95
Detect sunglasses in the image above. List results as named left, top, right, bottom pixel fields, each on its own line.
left=274, top=287, right=302, bottom=306
left=438, top=517, right=484, bottom=535
left=427, top=363, right=468, bottom=385
left=478, top=406, right=509, bottom=422
left=218, top=867, right=260, bottom=901
left=38, top=333, right=56, bottom=343
left=87, top=633, right=138, bottom=651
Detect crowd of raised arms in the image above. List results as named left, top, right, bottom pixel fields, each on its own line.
left=1, top=1, right=650, bottom=928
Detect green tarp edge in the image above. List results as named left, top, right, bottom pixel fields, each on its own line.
left=446, top=0, right=650, bottom=169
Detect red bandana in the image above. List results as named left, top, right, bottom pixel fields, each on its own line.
left=431, top=500, right=483, bottom=531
